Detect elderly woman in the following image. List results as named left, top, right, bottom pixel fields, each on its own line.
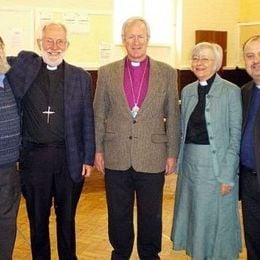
left=171, top=42, right=242, bottom=259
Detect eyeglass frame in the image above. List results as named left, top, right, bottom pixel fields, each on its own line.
left=124, top=34, right=148, bottom=43
left=191, top=56, right=215, bottom=64
left=40, top=37, right=69, bottom=48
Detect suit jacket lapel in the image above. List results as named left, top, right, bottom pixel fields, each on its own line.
left=137, top=58, right=161, bottom=115
left=25, top=56, right=42, bottom=92
left=242, top=81, right=254, bottom=131
left=116, top=60, right=127, bottom=109
left=110, top=58, right=163, bottom=118
left=110, top=59, right=133, bottom=116
left=63, top=62, right=73, bottom=118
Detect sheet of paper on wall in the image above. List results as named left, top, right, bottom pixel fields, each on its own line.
left=99, top=42, right=112, bottom=65
left=0, top=8, right=34, bottom=55
left=9, top=29, right=24, bottom=54
left=37, top=10, right=52, bottom=28
left=63, top=12, right=89, bottom=34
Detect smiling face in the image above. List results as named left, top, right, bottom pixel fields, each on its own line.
left=37, top=23, right=69, bottom=67
left=122, top=20, right=149, bottom=62
left=0, top=42, right=6, bottom=73
left=243, top=37, right=260, bottom=84
left=191, top=47, right=218, bottom=81
left=0, top=38, right=10, bottom=74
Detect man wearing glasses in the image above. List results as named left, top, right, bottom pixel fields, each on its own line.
left=7, top=23, right=95, bottom=259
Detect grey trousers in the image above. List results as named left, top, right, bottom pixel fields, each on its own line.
left=0, top=164, right=21, bottom=260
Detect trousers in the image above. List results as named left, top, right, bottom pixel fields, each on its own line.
left=0, top=164, right=21, bottom=260
left=20, top=143, right=83, bottom=260
left=240, top=166, right=260, bottom=260
left=105, top=167, right=164, bottom=260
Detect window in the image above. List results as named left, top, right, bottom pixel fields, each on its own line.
left=113, top=0, right=173, bottom=45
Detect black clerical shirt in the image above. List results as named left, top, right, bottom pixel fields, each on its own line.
left=185, top=74, right=216, bottom=144
left=22, top=62, right=65, bottom=144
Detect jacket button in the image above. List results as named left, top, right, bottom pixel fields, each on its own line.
left=133, top=120, right=136, bottom=124
left=129, top=136, right=132, bottom=140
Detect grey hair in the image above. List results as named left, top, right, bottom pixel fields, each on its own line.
left=0, top=36, right=4, bottom=46
left=192, top=42, right=223, bottom=71
left=42, top=22, right=67, bottom=37
left=243, top=35, right=260, bottom=51
left=121, top=16, right=151, bottom=41
left=38, top=22, right=68, bottom=40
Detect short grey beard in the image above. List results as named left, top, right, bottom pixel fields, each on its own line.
left=0, top=62, right=10, bottom=74
left=41, top=50, right=64, bottom=67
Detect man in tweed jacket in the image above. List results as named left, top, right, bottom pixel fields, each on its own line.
left=94, top=17, right=180, bottom=260
left=6, top=23, right=95, bottom=259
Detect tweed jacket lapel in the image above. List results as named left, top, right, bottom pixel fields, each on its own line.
left=121, top=57, right=162, bottom=118
left=113, top=60, right=130, bottom=116
left=136, top=58, right=161, bottom=117
left=109, top=57, right=166, bottom=119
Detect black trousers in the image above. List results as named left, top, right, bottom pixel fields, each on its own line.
left=240, top=166, right=260, bottom=260
left=0, top=164, right=21, bottom=260
left=20, top=143, right=83, bottom=260
left=105, top=167, right=165, bottom=260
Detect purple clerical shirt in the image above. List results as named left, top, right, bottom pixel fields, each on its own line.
left=123, top=57, right=150, bottom=110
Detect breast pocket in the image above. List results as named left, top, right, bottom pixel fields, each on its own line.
left=151, top=134, right=168, bottom=143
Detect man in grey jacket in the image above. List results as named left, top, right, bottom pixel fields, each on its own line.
left=94, top=17, right=180, bottom=260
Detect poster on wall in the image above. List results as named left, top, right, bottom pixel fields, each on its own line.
left=35, top=8, right=90, bottom=35
left=0, top=8, right=34, bottom=55
left=63, top=12, right=89, bottom=34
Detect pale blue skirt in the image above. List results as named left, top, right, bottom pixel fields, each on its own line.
left=171, top=144, right=241, bottom=259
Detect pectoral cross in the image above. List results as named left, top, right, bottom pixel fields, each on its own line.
left=42, top=106, right=55, bottom=124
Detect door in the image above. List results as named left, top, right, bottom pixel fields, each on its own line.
left=195, top=30, right=227, bottom=68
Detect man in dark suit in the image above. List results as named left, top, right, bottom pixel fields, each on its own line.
left=6, top=23, right=95, bottom=260
left=240, top=35, right=260, bottom=260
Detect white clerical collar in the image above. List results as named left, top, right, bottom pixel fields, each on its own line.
left=131, top=61, right=140, bottom=67
left=256, top=84, right=260, bottom=89
left=129, top=57, right=148, bottom=67
left=199, top=80, right=208, bottom=86
left=46, top=64, right=57, bottom=71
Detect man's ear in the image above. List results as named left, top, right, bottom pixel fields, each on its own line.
left=37, top=39, right=42, bottom=50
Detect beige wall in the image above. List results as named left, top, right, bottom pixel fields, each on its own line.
left=240, top=0, right=260, bottom=21
left=0, top=0, right=258, bottom=69
left=239, top=0, right=260, bottom=66
left=0, top=0, right=113, bottom=69
left=180, top=0, right=240, bottom=68
left=0, top=0, right=113, bottom=11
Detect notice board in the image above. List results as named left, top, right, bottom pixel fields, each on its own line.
left=0, top=8, right=34, bottom=55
